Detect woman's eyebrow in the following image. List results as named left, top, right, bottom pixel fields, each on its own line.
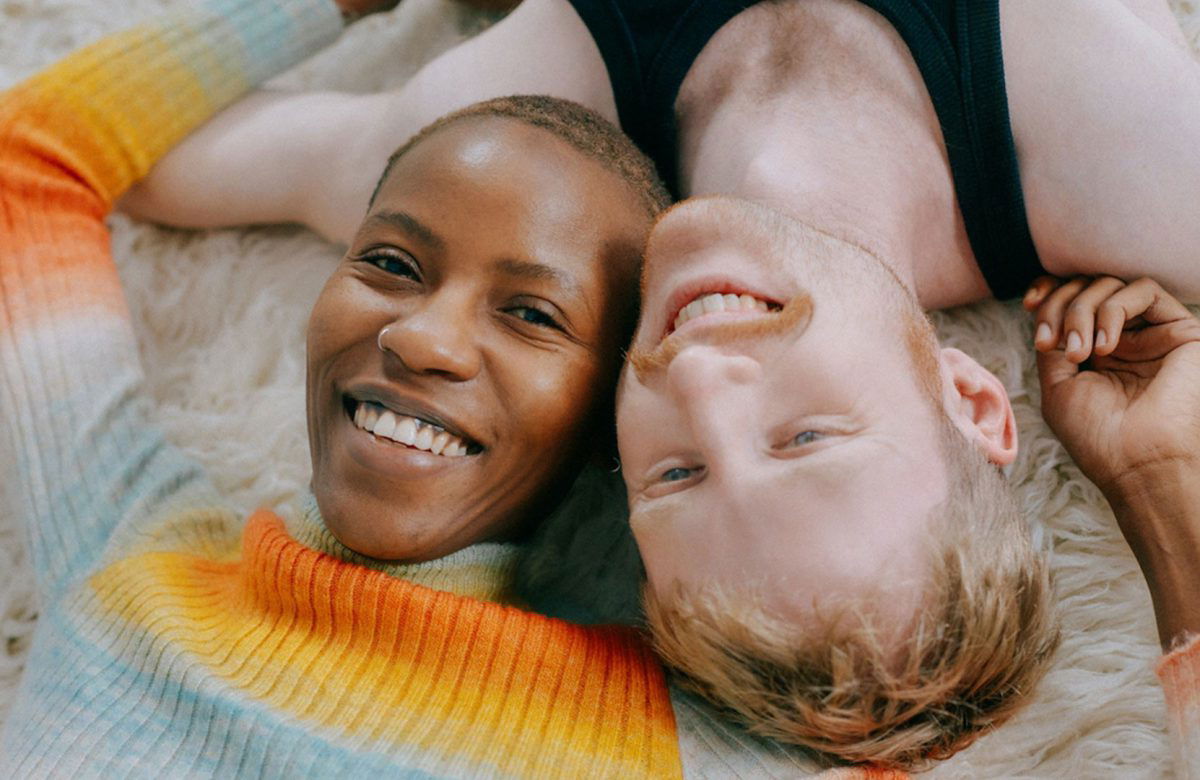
left=363, top=210, right=444, bottom=250
left=493, top=258, right=582, bottom=299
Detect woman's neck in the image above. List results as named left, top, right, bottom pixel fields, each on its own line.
left=286, top=492, right=524, bottom=604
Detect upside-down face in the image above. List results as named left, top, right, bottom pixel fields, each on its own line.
left=617, top=197, right=962, bottom=627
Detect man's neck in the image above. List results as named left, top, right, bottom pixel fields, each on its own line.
left=675, top=0, right=992, bottom=310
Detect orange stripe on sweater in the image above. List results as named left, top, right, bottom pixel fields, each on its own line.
left=89, top=511, right=683, bottom=778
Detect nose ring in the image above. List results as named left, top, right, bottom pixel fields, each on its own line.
left=377, top=324, right=391, bottom=353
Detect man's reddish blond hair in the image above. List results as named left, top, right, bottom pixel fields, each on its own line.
left=644, top=416, right=1059, bottom=770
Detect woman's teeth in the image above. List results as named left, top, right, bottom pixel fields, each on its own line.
left=352, top=402, right=472, bottom=457
left=673, top=292, right=774, bottom=331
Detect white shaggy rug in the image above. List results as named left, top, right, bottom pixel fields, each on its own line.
left=2, top=1, right=1198, bottom=776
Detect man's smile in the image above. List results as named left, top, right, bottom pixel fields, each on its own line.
left=658, top=274, right=784, bottom=342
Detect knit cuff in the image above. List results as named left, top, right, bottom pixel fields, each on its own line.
left=1157, top=634, right=1200, bottom=779
left=12, top=0, right=342, bottom=202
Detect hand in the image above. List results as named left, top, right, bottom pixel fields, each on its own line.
left=1025, top=275, right=1200, bottom=498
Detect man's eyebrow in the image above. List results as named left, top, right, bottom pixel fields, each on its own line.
left=363, top=210, right=444, bottom=250
left=493, top=258, right=583, bottom=298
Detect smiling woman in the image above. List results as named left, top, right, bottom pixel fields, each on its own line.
left=0, top=2, right=694, bottom=773
left=307, top=105, right=659, bottom=561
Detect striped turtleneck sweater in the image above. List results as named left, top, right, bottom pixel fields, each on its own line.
left=0, top=1, right=681, bottom=775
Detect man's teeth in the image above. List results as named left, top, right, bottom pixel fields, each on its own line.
left=352, top=402, right=471, bottom=457
left=673, top=293, right=773, bottom=331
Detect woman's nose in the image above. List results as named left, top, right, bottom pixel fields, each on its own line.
left=377, top=298, right=481, bottom=381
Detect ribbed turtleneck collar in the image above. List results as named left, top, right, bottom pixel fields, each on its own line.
left=282, top=492, right=524, bottom=605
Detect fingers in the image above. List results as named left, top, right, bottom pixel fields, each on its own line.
left=1031, top=275, right=1200, bottom=363
left=1060, top=276, right=1127, bottom=359
left=1032, top=274, right=1104, bottom=357
left=1035, top=341, right=1081, bottom=394
left=1111, top=277, right=1195, bottom=327
left=1023, top=275, right=1064, bottom=312
left=1108, top=315, right=1200, bottom=362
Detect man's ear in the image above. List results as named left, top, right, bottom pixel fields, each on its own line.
left=938, top=347, right=1018, bottom=465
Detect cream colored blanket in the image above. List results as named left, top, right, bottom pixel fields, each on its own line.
left=2, top=1, right=1198, bottom=776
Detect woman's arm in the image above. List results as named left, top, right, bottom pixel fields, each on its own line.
left=1028, top=275, right=1200, bottom=774
left=117, top=86, right=386, bottom=242
left=118, top=0, right=618, bottom=245
left=1109, top=472, right=1200, bottom=776
left=0, top=0, right=343, bottom=601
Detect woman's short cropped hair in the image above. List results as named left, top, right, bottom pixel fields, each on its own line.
left=369, top=94, right=671, bottom=218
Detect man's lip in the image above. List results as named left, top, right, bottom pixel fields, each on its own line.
left=341, top=384, right=484, bottom=450
left=658, top=275, right=783, bottom=342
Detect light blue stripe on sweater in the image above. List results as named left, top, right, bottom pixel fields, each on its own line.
left=3, top=597, right=451, bottom=778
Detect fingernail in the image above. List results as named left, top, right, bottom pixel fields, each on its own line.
left=1066, top=330, right=1082, bottom=353
left=1095, top=329, right=1108, bottom=348
left=1036, top=322, right=1051, bottom=344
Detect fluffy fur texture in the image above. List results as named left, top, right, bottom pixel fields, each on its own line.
left=2, top=0, right=1199, bottom=776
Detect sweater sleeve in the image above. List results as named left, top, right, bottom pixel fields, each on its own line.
left=0, top=0, right=342, bottom=602
left=1158, top=635, right=1200, bottom=778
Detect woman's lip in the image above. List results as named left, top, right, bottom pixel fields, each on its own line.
left=341, top=408, right=478, bottom=479
left=342, top=385, right=483, bottom=449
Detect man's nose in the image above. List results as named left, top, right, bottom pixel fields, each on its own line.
left=665, top=344, right=761, bottom=434
left=378, top=296, right=481, bottom=381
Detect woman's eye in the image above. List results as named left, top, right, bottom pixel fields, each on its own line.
left=660, top=466, right=697, bottom=483
left=367, top=252, right=418, bottom=279
left=509, top=306, right=560, bottom=329
left=789, top=430, right=823, bottom=446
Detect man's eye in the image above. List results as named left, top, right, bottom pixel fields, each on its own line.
left=660, top=466, right=697, bottom=483
left=367, top=252, right=418, bottom=279
left=509, top=306, right=561, bottom=329
left=789, top=430, right=823, bottom=446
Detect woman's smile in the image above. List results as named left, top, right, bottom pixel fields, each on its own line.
left=304, top=115, right=650, bottom=561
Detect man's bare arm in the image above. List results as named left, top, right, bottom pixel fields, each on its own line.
left=120, top=0, right=615, bottom=245
left=1002, top=0, right=1200, bottom=302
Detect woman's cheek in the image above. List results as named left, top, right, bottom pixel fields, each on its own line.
left=538, top=356, right=607, bottom=439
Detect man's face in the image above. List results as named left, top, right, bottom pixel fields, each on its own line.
left=306, top=118, right=646, bottom=561
left=617, top=197, right=950, bottom=624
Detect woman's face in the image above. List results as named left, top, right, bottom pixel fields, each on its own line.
left=306, top=117, right=648, bottom=561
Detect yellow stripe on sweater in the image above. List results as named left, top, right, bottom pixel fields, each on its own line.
left=88, top=511, right=682, bottom=779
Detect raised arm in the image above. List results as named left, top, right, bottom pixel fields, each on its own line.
left=119, top=0, right=619, bottom=245
left=1027, top=275, right=1200, bottom=775
left=0, top=0, right=343, bottom=602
